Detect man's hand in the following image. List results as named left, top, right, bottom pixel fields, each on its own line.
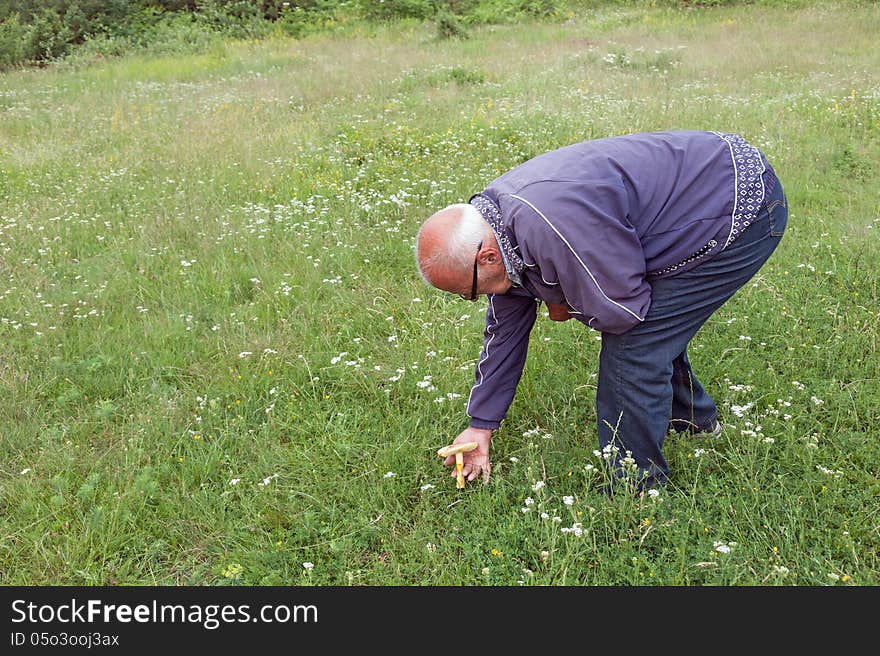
left=442, top=427, right=492, bottom=484
left=546, top=302, right=572, bottom=321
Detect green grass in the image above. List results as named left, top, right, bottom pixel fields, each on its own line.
left=1, top=1, right=878, bottom=586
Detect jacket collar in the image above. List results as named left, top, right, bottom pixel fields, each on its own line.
left=469, top=194, right=524, bottom=286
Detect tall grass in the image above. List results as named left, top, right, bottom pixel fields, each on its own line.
left=0, top=1, right=877, bottom=585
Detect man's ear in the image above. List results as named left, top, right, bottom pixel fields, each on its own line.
left=481, top=247, right=502, bottom=266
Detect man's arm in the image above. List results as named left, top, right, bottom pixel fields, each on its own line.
left=444, top=291, right=537, bottom=485
left=466, top=290, right=539, bottom=429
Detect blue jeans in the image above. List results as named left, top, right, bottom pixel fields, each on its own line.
left=596, top=177, right=788, bottom=490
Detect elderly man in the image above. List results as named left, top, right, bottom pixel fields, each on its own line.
left=415, top=130, right=788, bottom=491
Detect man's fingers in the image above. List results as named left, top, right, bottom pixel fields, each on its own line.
left=466, top=462, right=490, bottom=482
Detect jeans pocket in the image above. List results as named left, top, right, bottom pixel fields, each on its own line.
left=766, top=189, right=788, bottom=237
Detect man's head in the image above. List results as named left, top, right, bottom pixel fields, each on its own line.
left=415, top=203, right=513, bottom=300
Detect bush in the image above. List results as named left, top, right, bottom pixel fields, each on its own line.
left=0, top=13, right=26, bottom=68
left=195, top=0, right=270, bottom=39
left=436, top=9, right=469, bottom=39
left=23, top=9, right=74, bottom=62
left=355, top=0, right=436, bottom=21
left=468, top=0, right=565, bottom=24
left=0, top=0, right=577, bottom=70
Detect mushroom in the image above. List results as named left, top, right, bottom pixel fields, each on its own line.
left=436, top=441, right=479, bottom=489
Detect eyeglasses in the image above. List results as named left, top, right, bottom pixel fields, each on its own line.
left=459, top=240, right=483, bottom=301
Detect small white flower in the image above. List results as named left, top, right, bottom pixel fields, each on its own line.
left=238, top=351, right=252, bottom=358
left=563, top=495, right=574, bottom=506
left=713, top=541, right=731, bottom=554
left=694, top=448, right=706, bottom=457
left=811, top=396, right=824, bottom=406
left=531, top=480, right=545, bottom=492
left=647, top=489, right=660, bottom=498
left=383, top=471, right=396, bottom=479
left=229, top=478, right=241, bottom=486
left=730, top=403, right=754, bottom=417
left=20, top=468, right=31, bottom=475
left=420, top=483, right=435, bottom=491
left=302, top=562, right=314, bottom=570
left=524, top=497, right=534, bottom=506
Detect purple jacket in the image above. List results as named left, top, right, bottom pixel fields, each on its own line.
left=466, top=130, right=777, bottom=430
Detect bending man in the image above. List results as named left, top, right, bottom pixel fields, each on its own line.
left=415, top=130, right=788, bottom=492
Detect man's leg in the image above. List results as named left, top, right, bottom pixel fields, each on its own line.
left=596, top=179, right=788, bottom=490
left=669, top=349, right=718, bottom=434
left=598, top=302, right=714, bottom=490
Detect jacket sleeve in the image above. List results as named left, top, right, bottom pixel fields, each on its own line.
left=502, top=182, right=651, bottom=334
left=466, top=291, right=539, bottom=430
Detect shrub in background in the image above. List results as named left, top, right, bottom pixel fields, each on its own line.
left=0, top=13, right=25, bottom=68
left=436, top=8, right=469, bottom=39
left=0, top=0, right=577, bottom=69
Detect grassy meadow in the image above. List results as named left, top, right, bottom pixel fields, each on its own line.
left=1, top=1, right=878, bottom=586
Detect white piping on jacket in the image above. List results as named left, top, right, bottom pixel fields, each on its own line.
left=508, top=193, right=645, bottom=323
left=467, top=294, right=498, bottom=417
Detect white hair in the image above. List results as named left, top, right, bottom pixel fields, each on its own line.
left=415, top=203, right=486, bottom=285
